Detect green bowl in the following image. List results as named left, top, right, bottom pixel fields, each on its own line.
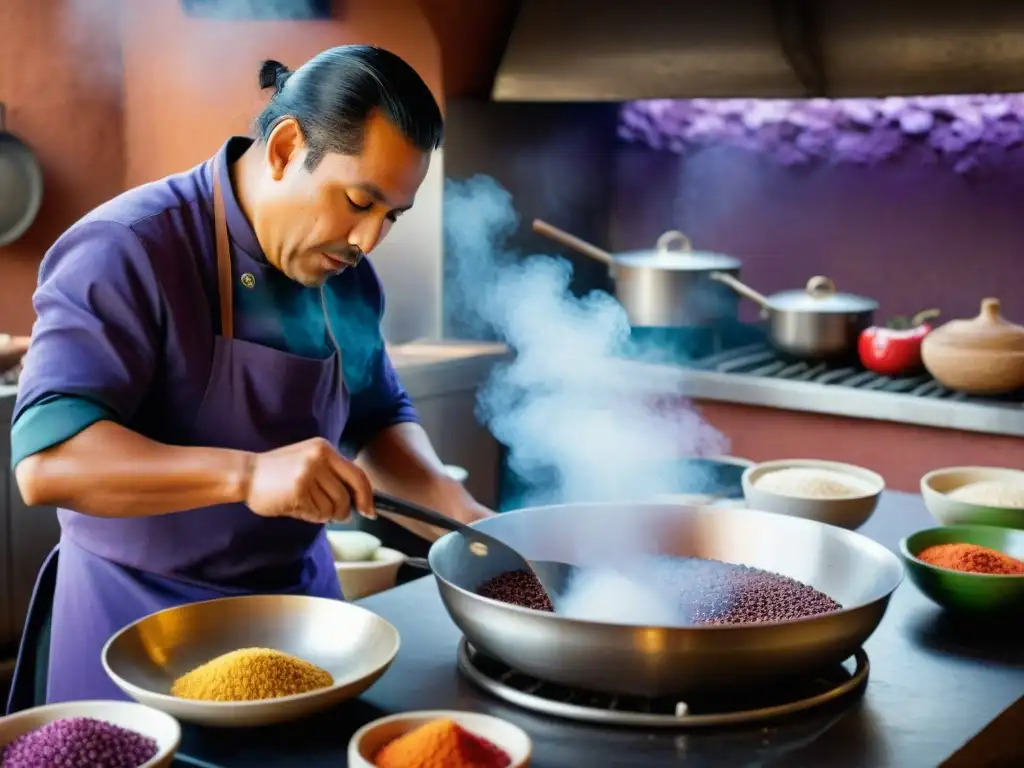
left=900, top=525, right=1024, bottom=615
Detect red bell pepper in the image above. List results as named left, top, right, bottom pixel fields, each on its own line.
left=858, top=309, right=941, bottom=377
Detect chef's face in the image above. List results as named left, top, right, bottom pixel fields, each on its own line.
left=256, top=111, right=431, bottom=287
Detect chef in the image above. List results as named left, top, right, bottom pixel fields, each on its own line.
left=8, top=45, right=492, bottom=707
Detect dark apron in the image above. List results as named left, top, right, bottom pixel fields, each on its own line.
left=7, top=172, right=350, bottom=711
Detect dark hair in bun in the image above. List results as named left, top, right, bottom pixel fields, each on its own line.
left=258, top=59, right=291, bottom=94
left=252, top=45, right=443, bottom=170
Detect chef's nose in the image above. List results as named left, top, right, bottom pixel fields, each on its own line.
left=349, top=216, right=385, bottom=256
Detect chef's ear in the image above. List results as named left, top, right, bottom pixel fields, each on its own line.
left=264, top=117, right=307, bottom=181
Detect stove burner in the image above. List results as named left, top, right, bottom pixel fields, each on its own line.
left=457, top=640, right=869, bottom=728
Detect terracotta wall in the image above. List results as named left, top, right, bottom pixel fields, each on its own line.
left=120, top=0, right=442, bottom=186
left=0, top=0, right=124, bottom=335
left=0, top=0, right=516, bottom=338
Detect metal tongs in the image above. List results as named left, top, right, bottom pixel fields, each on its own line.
left=372, top=491, right=578, bottom=611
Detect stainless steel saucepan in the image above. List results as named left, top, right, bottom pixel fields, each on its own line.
left=427, top=502, right=903, bottom=698
left=532, top=219, right=742, bottom=327
left=710, top=272, right=878, bottom=360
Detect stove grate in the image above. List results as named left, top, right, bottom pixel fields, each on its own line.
left=457, top=640, right=869, bottom=728
left=694, top=343, right=1023, bottom=404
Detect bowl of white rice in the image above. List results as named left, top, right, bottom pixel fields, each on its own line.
left=921, top=467, right=1024, bottom=530
left=741, top=459, right=885, bottom=529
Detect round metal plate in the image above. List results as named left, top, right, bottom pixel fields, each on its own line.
left=0, top=135, right=44, bottom=247
left=457, top=640, right=869, bottom=728
left=102, top=594, right=401, bottom=727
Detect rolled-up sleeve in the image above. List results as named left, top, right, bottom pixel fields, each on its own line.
left=337, top=266, right=418, bottom=457
left=12, top=220, right=163, bottom=466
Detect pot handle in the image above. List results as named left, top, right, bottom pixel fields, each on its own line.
left=709, top=271, right=771, bottom=309
left=656, top=230, right=692, bottom=253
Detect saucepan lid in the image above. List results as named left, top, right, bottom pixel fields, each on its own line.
left=769, top=276, right=878, bottom=314
left=615, top=230, right=742, bottom=271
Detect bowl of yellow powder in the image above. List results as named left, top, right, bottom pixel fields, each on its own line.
left=922, top=466, right=1024, bottom=530
left=102, top=594, right=400, bottom=727
left=348, top=710, right=532, bottom=768
left=742, top=459, right=885, bottom=530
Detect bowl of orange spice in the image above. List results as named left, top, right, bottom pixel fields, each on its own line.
left=900, top=525, right=1024, bottom=615
left=348, top=710, right=532, bottom=768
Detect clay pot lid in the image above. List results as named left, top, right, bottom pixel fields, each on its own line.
left=927, top=298, right=1024, bottom=352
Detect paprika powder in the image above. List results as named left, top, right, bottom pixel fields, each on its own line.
left=858, top=309, right=941, bottom=377
left=374, top=718, right=512, bottom=768
left=917, top=543, right=1024, bottom=575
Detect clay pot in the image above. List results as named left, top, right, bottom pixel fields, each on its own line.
left=921, top=298, right=1024, bottom=395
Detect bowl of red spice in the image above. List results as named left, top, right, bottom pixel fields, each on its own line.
left=348, top=710, right=532, bottom=768
left=0, top=700, right=181, bottom=767
left=900, top=525, right=1024, bottom=615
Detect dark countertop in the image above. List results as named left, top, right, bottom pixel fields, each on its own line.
left=177, top=492, right=1024, bottom=767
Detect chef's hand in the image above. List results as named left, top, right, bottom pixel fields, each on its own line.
left=243, top=437, right=374, bottom=524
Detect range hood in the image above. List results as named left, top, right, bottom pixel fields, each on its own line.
left=492, top=0, right=1024, bottom=101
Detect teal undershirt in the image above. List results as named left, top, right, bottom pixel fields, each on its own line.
left=11, top=275, right=339, bottom=468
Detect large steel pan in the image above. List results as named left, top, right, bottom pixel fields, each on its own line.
left=428, top=503, right=903, bottom=697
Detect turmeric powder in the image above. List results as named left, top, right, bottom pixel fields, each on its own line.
left=170, top=648, right=333, bottom=702
left=374, top=718, right=512, bottom=768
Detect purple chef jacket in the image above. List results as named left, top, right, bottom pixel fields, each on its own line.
left=11, top=138, right=418, bottom=704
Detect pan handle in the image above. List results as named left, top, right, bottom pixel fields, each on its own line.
left=531, top=219, right=617, bottom=268
left=372, top=491, right=467, bottom=534
left=708, top=271, right=772, bottom=310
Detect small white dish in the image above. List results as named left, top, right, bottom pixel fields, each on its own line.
left=921, top=466, right=1024, bottom=529
left=742, top=459, right=884, bottom=530
left=328, top=530, right=383, bottom=562
left=445, top=464, right=469, bottom=483
left=349, top=709, right=532, bottom=767
left=334, top=547, right=407, bottom=601
left=0, top=700, right=181, bottom=768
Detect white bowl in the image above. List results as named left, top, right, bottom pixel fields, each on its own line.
left=0, top=700, right=180, bottom=767
left=921, top=466, right=1024, bottom=529
left=742, top=459, right=885, bottom=530
left=334, top=547, right=407, bottom=601
left=349, top=710, right=532, bottom=768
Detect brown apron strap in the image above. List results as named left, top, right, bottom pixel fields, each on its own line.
left=212, top=173, right=234, bottom=340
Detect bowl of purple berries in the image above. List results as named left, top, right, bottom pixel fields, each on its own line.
left=0, top=700, right=180, bottom=768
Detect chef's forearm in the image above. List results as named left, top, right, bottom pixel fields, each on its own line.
left=14, top=420, right=252, bottom=517
left=357, top=422, right=478, bottom=540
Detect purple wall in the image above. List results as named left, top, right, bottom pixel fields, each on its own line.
left=612, top=106, right=1024, bottom=326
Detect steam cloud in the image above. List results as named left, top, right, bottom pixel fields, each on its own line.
left=445, top=175, right=729, bottom=510
left=444, top=175, right=730, bottom=625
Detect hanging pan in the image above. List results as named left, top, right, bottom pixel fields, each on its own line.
left=0, top=103, right=44, bottom=247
